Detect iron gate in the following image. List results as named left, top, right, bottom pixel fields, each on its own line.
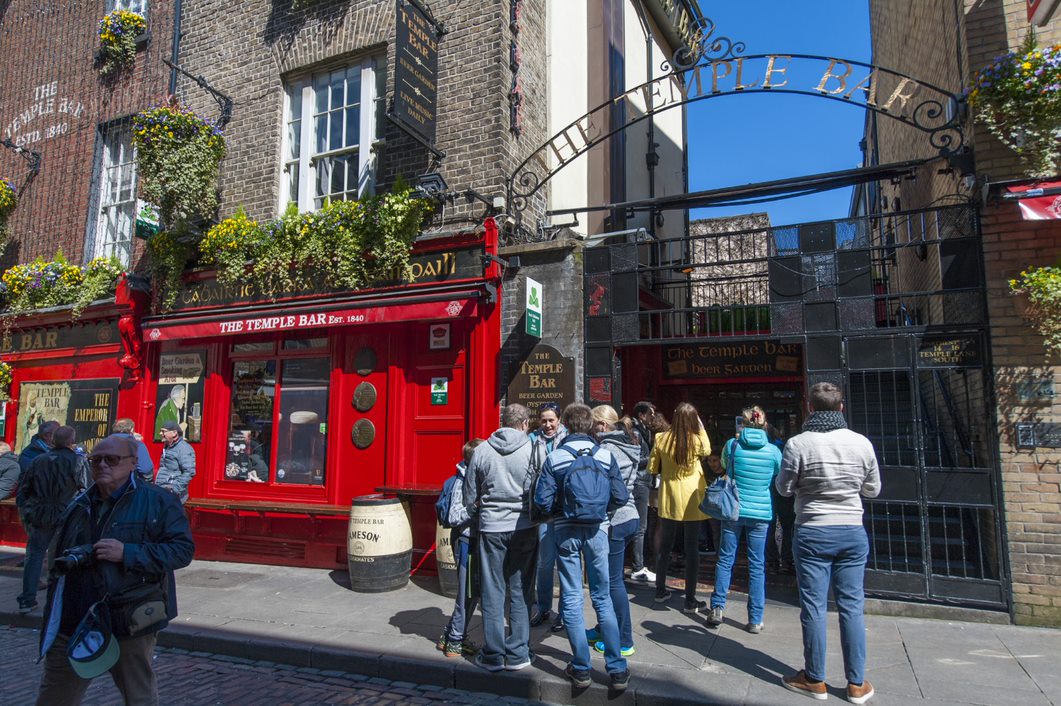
left=584, top=204, right=1007, bottom=609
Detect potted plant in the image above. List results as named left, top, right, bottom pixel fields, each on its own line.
left=1010, top=263, right=1061, bottom=355
left=97, top=9, right=147, bottom=78
left=967, top=33, right=1061, bottom=178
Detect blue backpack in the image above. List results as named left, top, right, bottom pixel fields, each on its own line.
left=560, top=444, right=611, bottom=523
left=435, top=474, right=459, bottom=529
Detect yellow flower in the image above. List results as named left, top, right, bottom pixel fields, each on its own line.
left=1023, top=61, right=1033, bottom=70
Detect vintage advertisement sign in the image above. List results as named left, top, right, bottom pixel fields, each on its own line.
left=1, top=320, right=119, bottom=354
left=918, top=336, right=982, bottom=368
left=15, top=379, right=119, bottom=454
left=506, top=344, right=575, bottom=415
left=393, top=0, right=440, bottom=144
left=154, top=351, right=206, bottom=442
left=663, top=341, right=802, bottom=379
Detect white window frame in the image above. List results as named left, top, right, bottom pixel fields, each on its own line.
left=105, top=0, right=148, bottom=19
left=90, top=122, right=138, bottom=267
left=280, top=57, right=379, bottom=213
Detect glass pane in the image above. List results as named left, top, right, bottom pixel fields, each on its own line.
left=330, top=71, right=344, bottom=110
left=345, top=107, right=359, bottom=148
left=275, top=357, right=329, bottom=485
left=286, top=162, right=299, bottom=205
left=283, top=337, right=327, bottom=350
left=329, top=110, right=343, bottom=151
left=330, top=156, right=345, bottom=195
left=228, top=360, right=277, bottom=482
left=233, top=341, right=275, bottom=353
left=314, top=74, right=328, bottom=114
left=315, top=115, right=327, bottom=154
left=287, top=119, right=301, bottom=160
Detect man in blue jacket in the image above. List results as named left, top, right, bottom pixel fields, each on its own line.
left=35, top=434, right=194, bottom=705
left=112, top=418, right=154, bottom=484
left=534, top=403, right=630, bottom=693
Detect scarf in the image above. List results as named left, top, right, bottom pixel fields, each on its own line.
left=802, top=411, right=847, bottom=433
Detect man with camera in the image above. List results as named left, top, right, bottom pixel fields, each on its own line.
left=35, top=434, right=194, bottom=706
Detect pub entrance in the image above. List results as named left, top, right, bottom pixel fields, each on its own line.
left=592, top=204, right=1008, bottom=611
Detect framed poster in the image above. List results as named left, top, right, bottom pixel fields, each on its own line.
left=15, top=379, right=119, bottom=453
left=155, top=351, right=206, bottom=442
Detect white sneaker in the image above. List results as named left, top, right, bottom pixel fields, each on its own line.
left=631, top=567, right=656, bottom=582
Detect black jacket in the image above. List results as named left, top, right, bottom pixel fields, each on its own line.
left=39, top=475, right=194, bottom=653
left=16, top=447, right=81, bottom=529
left=18, top=435, right=51, bottom=472
left=0, top=451, right=20, bottom=501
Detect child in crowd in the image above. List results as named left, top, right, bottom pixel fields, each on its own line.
left=437, top=438, right=486, bottom=657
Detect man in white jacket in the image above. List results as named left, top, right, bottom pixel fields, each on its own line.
left=776, top=382, right=880, bottom=705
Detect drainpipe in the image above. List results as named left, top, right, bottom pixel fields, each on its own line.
left=169, top=0, right=183, bottom=95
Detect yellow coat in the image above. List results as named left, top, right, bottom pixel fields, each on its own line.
left=648, top=429, right=712, bottom=522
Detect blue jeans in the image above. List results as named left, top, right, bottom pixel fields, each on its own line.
left=793, top=524, right=870, bottom=685
left=478, top=528, right=538, bottom=667
left=19, top=524, right=52, bottom=606
left=555, top=523, right=627, bottom=675
left=630, top=483, right=650, bottom=571
left=535, top=521, right=556, bottom=614
left=608, top=519, right=639, bottom=648
left=711, top=518, right=770, bottom=624
left=444, top=535, right=479, bottom=643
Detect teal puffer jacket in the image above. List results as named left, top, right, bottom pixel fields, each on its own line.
left=722, top=428, right=782, bottom=522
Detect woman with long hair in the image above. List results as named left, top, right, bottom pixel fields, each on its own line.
left=707, top=406, right=782, bottom=633
left=529, top=402, right=567, bottom=632
left=648, top=403, right=711, bottom=613
left=584, top=405, right=641, bottom=656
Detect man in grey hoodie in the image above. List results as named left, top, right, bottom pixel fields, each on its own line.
left=462, top=404, right=538, bottom=672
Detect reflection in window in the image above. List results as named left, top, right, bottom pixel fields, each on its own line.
left=227, top=361, right=275, bottom=481
left=276, top=357, right=329, bottom=485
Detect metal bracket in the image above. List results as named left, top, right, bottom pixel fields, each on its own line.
left=1, top=138, right=42, bottom=194
left=163, top=58, right=234, bottom=129
left=401, top=0, right=446, bottom=36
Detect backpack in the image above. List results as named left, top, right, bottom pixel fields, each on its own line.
left=435, top=473, right=460, bottom=529
left=559, top=443, right=611, bottom=524
left=522, top=441, right=552, bottom=523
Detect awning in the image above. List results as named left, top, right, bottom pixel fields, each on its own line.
left=1004, top=182, right=1061, bottom=220
left=144, top=293, right=479, bottom=342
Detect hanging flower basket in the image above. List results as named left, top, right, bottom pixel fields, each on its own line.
left=967, top=37, right=1061, bottom=178
left=97, top=10, right=147, bottom=79
left=1010, top=264, right=1061, bottom=356
left=0, top=360, right=12, bottom=402
left=0, top=253, right=125, bottom=318
left=0, top=177, right=16, bottom=222
left=132, top=103, right=226, bottom=229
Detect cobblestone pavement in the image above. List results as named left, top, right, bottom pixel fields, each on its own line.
left=0, top=626, right=538, bottom=706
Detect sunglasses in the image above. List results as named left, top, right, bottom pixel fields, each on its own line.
left=539, top=403, right=560, bottom=413
left=88, top=454, right=134, bottom=468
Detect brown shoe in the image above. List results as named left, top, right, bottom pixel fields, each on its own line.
left=781, top=671, right=828, bottom=701
left=847, top=680, right=874, bottom=704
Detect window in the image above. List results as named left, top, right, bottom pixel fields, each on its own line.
left=227, top=340, right=330, bottom=486
left=91, top=123, right=137, bottom=267
left=106, top=0, right=148, bottom=18
left=281, top=58, right=381, bottom=212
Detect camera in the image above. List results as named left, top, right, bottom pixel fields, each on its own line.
left=54, top=545, right=95, bottom=574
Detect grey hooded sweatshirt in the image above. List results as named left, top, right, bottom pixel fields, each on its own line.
left=597, top=430, right=640, bottom=529
left=462, top=427, right=536, bottom=533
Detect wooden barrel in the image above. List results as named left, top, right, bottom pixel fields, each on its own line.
left=347, top=495, right=412, bottom=592
left=435, top=522, right=458, bottom=598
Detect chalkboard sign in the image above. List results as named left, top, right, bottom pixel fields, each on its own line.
left=918, top=335, right=982, bottom=368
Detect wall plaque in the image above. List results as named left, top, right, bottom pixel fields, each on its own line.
left=355, top=347, right=377, bottom=376
left=1016, top=422, right=1061, bottom=449
left=352, top=419, right=376, bottom=449
left=353, top=382, right=377, bottom=412
left=918, top=335, right=982, bottom=368
left=506, top=344, right=575, bottom=416
left=663, top=341, right=802, bottom=379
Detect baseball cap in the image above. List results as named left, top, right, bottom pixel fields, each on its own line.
left=67, top=601, right=120, bottom=679
left=160, top=421, right=181, bottom=434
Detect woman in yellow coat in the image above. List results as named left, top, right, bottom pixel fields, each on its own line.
left=648, top=402, right=711, bottom=613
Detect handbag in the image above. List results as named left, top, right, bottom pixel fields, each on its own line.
left=700, top=475, right=741, bottom=522
left=107, top=581, right=168, bottom=637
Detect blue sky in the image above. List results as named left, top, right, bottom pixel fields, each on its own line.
left=686, top=1, right=872, bottom=226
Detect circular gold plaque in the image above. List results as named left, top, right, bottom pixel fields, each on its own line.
left=351, top=419, right=376, bottom=449
left=354, top=347, right=377, bottom=376
left=353, top=382, right=377, bottom=412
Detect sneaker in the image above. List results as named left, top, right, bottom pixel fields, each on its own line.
left=474, top=653, right=505, bottom=672
left=585, top=627, right=601, bottom=642
left=653, top=589, right=671, bottom=604
left=609, top=670, right=631, bottom=693
left=505, top=652, right=534, bottom=671
left=630, top=567, right=656, bottom=582
left=682, top=598, right=707, bottom=614
left=550, top=615, right=565, bottom=633
left=17, top=601, right=37, bottom=615
left=444, top=640, right=480, bottom=658
left=565, top=664, right=591, bottom=689
left=529, top=609, right=552, bottom=627
left=435, top=634, right=448, bottom=652
left=706, top=606, right=724, bottom=626
left=746, top=623, right=764, bottom=634
left=593, top=640, right=635, bottom=657
left=781, top=671, right=828, bottom=701
left=847, top=681, right=875, bottom=704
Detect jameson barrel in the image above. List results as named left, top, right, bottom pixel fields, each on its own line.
left=435, top=522, right=458, bottom=598
left=347, top=495, right=412, bottom=592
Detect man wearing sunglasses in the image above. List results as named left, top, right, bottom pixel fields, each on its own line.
left=34, top=434, right=194, bottom=705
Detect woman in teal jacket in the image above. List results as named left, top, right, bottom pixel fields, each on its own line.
left=707, top=406, right=782, bottom=633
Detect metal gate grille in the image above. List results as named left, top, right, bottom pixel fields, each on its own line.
left=586, top=204, right=1006, bottom=609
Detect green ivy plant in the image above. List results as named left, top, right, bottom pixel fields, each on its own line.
left=148, top=231, right=196, bottom=310
left=0, top=360, right=11, bottom=402
left=1010, top=264, right=1061, bottom=356
left=132, top=103, right=226, bottom=230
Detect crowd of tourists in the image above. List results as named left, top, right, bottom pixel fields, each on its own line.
left=435, top=383, right=881, bottom=702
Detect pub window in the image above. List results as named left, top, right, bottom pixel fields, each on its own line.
left=89, top=122, right=137, bottom=267
left=227, top=340, right=330, bottom=486
left=280, top=57, right=383, bottom=213
left=106, top=0, right=148, bottom=19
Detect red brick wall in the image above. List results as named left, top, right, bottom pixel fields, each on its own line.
left=0, top=0, right=174, bottom=270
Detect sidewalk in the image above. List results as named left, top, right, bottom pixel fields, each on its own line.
left=2, top=550, right=1059, bottom=706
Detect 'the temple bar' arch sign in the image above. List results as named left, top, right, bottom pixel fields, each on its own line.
left=508, top=53, right=967, bottom=217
